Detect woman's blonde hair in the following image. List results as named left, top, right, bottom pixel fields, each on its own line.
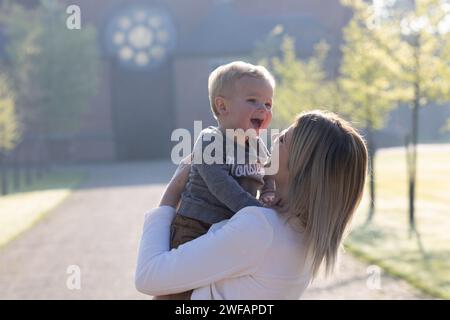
left=286, top=110, right=368, bottom=279
left=208, top=61, right=275, bottom=118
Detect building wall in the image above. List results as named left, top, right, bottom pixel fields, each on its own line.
left=235, top=0, right=350, bottom=26
left=74, top=0, right=350, bottom=161
left=64, top=0, right=216, bottom=161
left=1, top=0, right=352, bottom=162
left=69, top=60, right=116, bottom=162
left=173, top=58, right=216, bottom=132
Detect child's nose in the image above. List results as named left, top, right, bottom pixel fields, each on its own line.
left=256, top=103, right=269, bottom=111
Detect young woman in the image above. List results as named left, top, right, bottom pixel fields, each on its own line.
left=135, top=110, right=368, bottom=299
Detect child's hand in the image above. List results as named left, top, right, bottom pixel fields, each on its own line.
left=260, top=191, right=276, bottom=207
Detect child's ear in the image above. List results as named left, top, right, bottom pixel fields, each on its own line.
left=215, top=96, right=228, bottom=116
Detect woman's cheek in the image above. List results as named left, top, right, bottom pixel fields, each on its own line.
left=280, top=144, right=289, bottom=170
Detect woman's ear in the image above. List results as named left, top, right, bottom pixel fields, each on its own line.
left=215, top=96, right=228, bottom=116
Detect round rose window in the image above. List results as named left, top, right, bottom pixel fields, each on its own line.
left=105, top=5, right=176, bottom=70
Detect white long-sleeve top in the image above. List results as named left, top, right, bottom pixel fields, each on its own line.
left=135, top=205, right=312, bottom=300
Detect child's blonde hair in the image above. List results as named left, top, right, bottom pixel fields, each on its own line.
left=208, top=61, right=275, bottom=118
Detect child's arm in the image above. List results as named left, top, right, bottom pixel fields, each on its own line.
left=187, top=129, right=263, bottom=216
left=195, top=163, right=263, bottom=216
left=159, top=155, right=191, bottom=208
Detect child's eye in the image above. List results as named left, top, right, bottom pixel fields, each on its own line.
left=265, top=103, right=272, bottom=109
left=247, top=99, right=256, bottom=103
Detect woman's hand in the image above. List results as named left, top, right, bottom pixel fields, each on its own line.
left=159, top=155, right=192, bottom=208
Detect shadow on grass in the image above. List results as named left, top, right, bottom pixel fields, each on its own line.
left=411, top=228, right=431, bottom=262
left=349, top=223, right=395, bottom=246
left=346, top=221, right=450, bottom=299
left=0, top=170, right=86, bottom=197
left=351, top=221, right=431, bottom=261
left=346, top=245, right=450, bottom=299
left=0, top=160, right=178, bottom=196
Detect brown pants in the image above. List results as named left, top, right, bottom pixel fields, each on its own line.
left=157, top=214, right=211, bottom=300
left=170, top=214, right=212, bottom=249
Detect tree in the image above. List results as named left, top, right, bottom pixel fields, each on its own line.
left=343, top=0, right=450, bottom=233
left=0, top=76, right=20, bottom=152
left=31, top=0, right=100, bottom=136
left=340, top=2, right=399, bottom=222
left=0, top=1, right=41, bottom=139
left=0, top=75, right=21, bottom=195
left=267, top=35, right=338, bottom=129
left=1, top=1, right=42, bottom=185
left=252, top=24, right=285, bottom=68
left=2, top=0, right=100, bottom=160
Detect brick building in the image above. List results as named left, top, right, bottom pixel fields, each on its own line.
left=0, top=0, right=351, bottom=161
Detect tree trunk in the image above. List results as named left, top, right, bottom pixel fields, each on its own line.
left=43, top=135, right=51, bottom=174
left=12, top=147, right=20, bottom=191
left=366, top=126, right=376, bottom=223
left=25, top=164, right=32, bottom=186
left=24, top=140, right=32, bottom=186
left=31, top=136, right=44, bottom=181
left=0, top=153, right=8, bottom=196
left=407, top=36, right=421, bottom=234
left=408, top=93, right=419, bottom=233
left=35, top=136, right=44, bottom=180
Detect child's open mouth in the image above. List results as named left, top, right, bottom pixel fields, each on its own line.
left=250, top=119, right=263, bottom=130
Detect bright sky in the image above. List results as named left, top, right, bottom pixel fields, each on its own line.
left=372, top=0, right=450, bottom=34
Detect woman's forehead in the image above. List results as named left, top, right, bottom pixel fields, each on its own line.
left=285, top=126, right=294, bottom=144
left=282, top=125, right=294, bottom=136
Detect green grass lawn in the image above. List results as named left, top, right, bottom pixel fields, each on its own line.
left=345, top=144, right=450, bottom=299
left=0, top=169, right=86, bottom=249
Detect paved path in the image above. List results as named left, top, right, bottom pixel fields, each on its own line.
left=0, top=162, right=429, bottom=299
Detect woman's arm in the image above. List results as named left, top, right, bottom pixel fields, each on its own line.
left=134, top=206, right=273, bottom=296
